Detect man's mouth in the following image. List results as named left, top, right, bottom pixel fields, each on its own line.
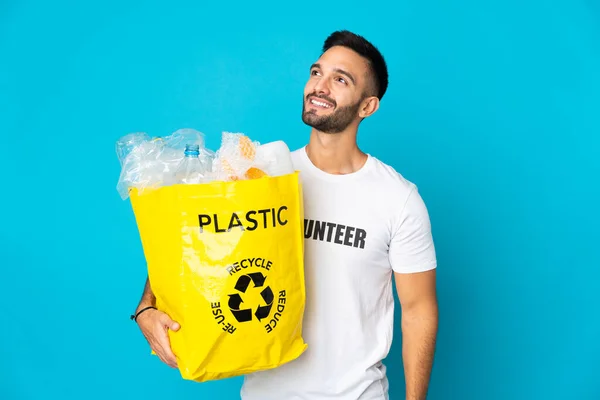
left=308, top=97, right=334, bottom=109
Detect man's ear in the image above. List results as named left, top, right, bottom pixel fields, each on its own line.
left=359, top=96, right=380, bottom=118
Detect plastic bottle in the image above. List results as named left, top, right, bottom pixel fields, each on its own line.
left=175, top=144, right=208, bottom=184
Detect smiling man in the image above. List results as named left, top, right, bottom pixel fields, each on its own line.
left=240, top=31, right=440, bottom=400
left=132, top=30, right=438, bottom=400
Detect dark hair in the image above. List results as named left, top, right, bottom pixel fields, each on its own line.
left=322, top=30, right=389, bottom=100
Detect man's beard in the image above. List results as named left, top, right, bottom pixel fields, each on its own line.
left=301, top=94, right=362, bottom=134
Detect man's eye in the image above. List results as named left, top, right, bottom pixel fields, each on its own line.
left=337, top=77, right=347, bottom=84
left=311, top=70, right=320, bottom=76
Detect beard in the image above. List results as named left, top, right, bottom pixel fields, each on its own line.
left=301, top=94, right=362, bottom=134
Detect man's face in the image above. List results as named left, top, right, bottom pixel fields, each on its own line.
left=302, top=46, right=373, bottom=133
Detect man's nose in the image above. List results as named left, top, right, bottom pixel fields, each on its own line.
left=313, top=77, right=331, bottom=96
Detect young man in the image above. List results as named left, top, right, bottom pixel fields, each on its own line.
left=133, top=31, right=438, bottom=400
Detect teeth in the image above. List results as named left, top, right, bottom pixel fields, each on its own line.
left=311, top=99, right=331, bottom=108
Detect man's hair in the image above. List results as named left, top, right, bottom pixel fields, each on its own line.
left=322, top=30, right=389, bottom=100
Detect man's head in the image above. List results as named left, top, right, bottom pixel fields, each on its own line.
left=302, top=30, right=388, bottom=134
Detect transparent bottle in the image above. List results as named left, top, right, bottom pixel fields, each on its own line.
left=175, top=144, right=207, bottom=184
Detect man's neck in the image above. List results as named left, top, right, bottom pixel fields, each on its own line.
left=305, top=128, right=368, bottom=175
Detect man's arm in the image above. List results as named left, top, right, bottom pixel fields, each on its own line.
left=395, top=269, right=438, bottom=400
left=133, top=276, right=180, bottom=368
left=136, top=276, right=156, bottom=311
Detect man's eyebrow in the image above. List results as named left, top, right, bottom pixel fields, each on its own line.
left=310, top=63, right=356, bottom=85
left=334, top=68, right=355, bottom=85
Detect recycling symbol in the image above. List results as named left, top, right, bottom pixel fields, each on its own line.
left=228, top=272, right=274, bottom=323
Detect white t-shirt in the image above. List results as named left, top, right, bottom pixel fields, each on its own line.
left=240, top=147, right=437, bottom=400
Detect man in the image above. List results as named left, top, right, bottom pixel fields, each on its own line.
left=132, top=30, right=438, bottom=400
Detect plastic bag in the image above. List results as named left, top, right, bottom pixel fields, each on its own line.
left=212, top=132, right=263, bottom=181
left=119, top=128, right=306, bottom=382
left=129, top=170, right=307, bottom=382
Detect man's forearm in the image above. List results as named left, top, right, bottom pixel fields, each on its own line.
left=402, top=303, right=438, bottom=400
left=136, top=276, right=156, bottom=311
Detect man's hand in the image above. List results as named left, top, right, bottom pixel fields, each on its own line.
left=136, top=307, right=181, bottom=368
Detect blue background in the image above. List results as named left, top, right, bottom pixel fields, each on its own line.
left=1, top=1, right=598, bottom=399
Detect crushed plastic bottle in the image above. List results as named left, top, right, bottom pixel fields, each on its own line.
left=116, top=132, right=151, bottom=167
left=175, top=144, right=209, bottom=184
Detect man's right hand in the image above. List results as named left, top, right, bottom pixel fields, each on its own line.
left=136, top=308, right=180, bottom=368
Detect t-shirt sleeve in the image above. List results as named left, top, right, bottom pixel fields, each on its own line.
left=389, top=184, right=437, bottom=274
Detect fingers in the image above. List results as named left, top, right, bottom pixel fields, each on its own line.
left=156, top=350, right=177, bottom=368
left=158, top=312, right=180, bottom=331
left=146, top=325, right=178, bottom=368
left=137, top=309, right=180, bottom=368
left=155, top=325, right=178, bottom=368
left=156, top=345, right=178, bottom=368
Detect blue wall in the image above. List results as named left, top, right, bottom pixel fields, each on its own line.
left=1, top=1, right=598, bottom=399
